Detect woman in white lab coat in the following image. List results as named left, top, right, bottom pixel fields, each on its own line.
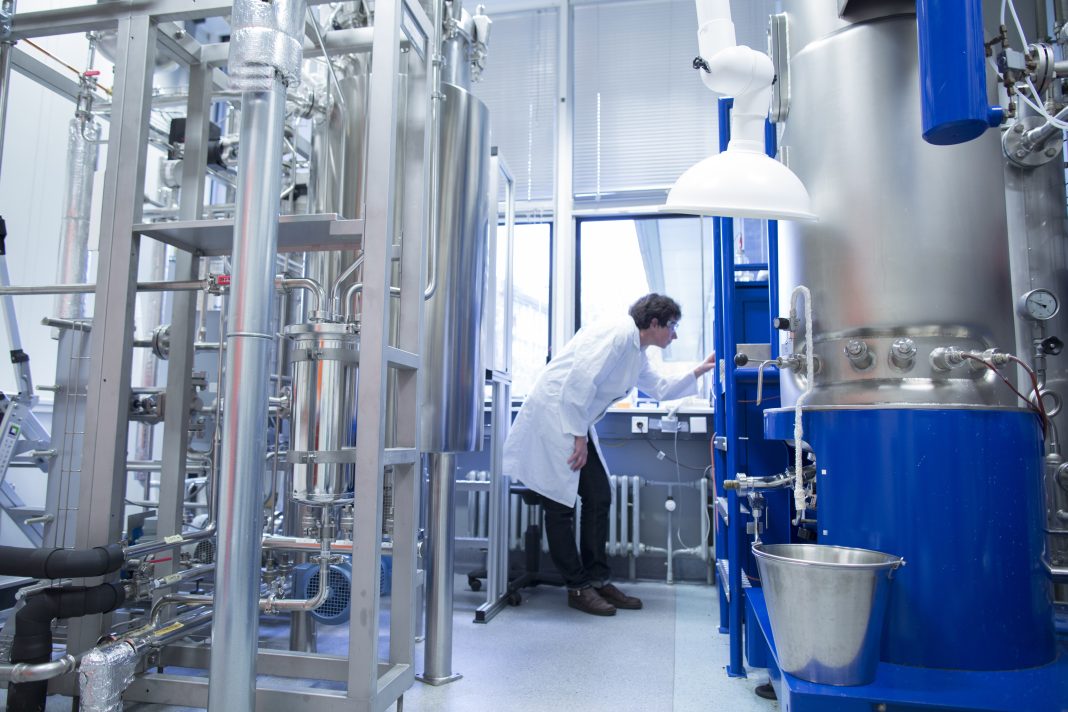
left=503, top=293, right=715, bottom=616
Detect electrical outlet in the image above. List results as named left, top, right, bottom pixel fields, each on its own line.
left=690, top=416, right=707, bottom=434
left=631, top=416, right=649, bottom=434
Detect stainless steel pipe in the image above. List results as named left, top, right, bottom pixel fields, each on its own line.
left=207, top=80, right=288, bottom=712
left=0, top=654, right=76, bottom=683
left=419, top=453, right=461, bottom=685
left=0, top=279, right=207, bottom=295
left=125, top=522, right=216, bottom=559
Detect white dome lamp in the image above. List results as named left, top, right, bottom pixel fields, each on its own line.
left=665, top=0, right=816, bottom=222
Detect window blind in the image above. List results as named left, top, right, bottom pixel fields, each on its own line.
left=471, top=9, right=558, bottom=204
left=573, top=0, right=718, bottom=201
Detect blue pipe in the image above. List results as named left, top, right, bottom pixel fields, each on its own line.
left=916, top=0, right=1003, bottom=145
left=709, top=102, right=729, bottom=636
left=716, top=97, right=746, bottom=679
left=711, top=211, right=729, bottom=636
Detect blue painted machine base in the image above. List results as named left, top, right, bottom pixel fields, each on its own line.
left=747, top=588, right=1068, bottom=712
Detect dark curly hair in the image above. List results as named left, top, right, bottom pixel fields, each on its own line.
left=628, top=293, right=681, bottom=330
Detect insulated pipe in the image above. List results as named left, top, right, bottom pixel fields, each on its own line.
left=421, top=453, right=461, bottom=684
left=7, top=583, right=126, bottom=712
left=81, top=607, right=214, bottom=712
left=54, top=113, right=100, bottom=321
left=78, top=641, right=138, bottom=712
left=0, top=543, right=124, bottom=579
left=916, top=0, right=1003, bottom=145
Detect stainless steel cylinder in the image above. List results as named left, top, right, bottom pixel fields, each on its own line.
left=419, top=81, right=491, bottom=452
left=208, top=81, right=288, bottom=712
left=419, top=453, right=461, bottom=684
left=309, top=57, right=369, bottom=219
left=307, top=57, right=369, bottom=310
left=286, top=321, right=360, bottom=505
left=776, top=3, right=1016, bottom=408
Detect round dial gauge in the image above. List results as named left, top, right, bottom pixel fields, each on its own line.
left=1020, top=288, right=1060, bottom=321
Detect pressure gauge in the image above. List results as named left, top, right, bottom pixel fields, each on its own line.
left=1019, top=288, right=1060, bottom=321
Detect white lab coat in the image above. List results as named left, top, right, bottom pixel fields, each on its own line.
left=503, top=318, right=700, bottom=507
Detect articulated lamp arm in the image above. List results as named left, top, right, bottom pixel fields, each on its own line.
left=664, top=0, right=816, bottom=221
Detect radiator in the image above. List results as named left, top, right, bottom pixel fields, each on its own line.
left=464, top=470, right=641, bottom=557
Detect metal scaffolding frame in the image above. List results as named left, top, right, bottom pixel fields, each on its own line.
left=6, top=0, right=433, bottom=708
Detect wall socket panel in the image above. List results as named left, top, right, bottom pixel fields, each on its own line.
left=650, top=418, right=689, bottom=433
left=631, top=416, right=649, bottom=433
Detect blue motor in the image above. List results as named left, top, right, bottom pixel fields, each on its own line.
left=292, top=555, right=392, bottom=625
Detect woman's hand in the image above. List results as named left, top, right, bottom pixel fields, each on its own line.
left=694, top=351, right=716, bottom=379
left=567, top=435, right=588, bottom=471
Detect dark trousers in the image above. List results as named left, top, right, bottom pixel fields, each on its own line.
left=540, top=434, right=612, bottom=590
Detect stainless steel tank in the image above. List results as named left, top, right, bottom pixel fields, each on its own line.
left=286, top=322, right=360, bottom=505
left=308, top=56, right=369, bottom=311
left=776, top=1, right=1017, bottom=408
left=419, top=80, right=491, bottom=453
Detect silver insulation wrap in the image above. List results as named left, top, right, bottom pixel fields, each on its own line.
left=54, top=117, right=99, bottom=321
left=227, top=0, right=307, bottom=91
left=78, top=641, right=137, bottom=712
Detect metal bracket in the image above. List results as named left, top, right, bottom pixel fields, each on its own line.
left=769, top=13, right=790, bottom=123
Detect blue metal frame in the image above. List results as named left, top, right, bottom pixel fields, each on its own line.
left=711, top=98, right=1067, bottom=709
left=748, top=588, right=1068, bottom=712
left=711, top=97, right=789, bottom=678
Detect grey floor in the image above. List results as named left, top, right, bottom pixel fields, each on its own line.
left=393, top=577, right=776, bottom=712
left=2, top=576, right=777, bottom=712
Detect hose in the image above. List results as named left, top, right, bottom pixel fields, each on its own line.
left=7, top=583, right=126, bottom=712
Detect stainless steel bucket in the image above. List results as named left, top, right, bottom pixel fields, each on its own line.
left=752, top=543, right=904, bottom=686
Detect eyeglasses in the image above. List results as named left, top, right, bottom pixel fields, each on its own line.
left=664, top=320, right=679, bottom=332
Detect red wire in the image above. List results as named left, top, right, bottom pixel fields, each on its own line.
left=960, top=353, right=1047, bottom=435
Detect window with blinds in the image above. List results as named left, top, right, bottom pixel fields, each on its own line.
left=471, top=9, right=558, bottom=204
left=573, top=0, right=719, bottom=202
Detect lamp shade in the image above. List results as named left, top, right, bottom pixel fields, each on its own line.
left=664, top=146, right=817, bottom=221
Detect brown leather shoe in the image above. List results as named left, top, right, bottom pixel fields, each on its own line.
left=567, top=587, right=616, bottom=616
left=595, top=583, right=643, bottom=610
